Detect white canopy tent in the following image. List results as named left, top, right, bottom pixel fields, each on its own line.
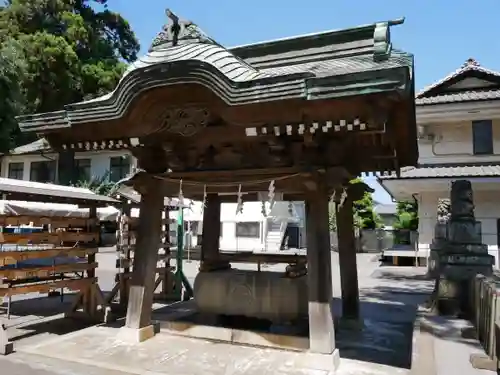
left=0, top=200, right=121, bottom=222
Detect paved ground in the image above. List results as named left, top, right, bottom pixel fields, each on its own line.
left=0, top=251, right=490, bottom=374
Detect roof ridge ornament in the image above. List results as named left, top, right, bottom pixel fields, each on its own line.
left=462, top=58, right=480, bottom=68
left=373, top=18, right=405, bottom=62
left=149, top=8, right=218, bottom=52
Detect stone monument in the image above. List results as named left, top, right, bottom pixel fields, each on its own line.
left=430, top=180, right=493, bottom=315
left=428, top=198, right=450, bottom=278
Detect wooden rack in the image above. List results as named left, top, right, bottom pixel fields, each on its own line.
left=0, top=179, right=118, bottom=355
left=107, top=201, right=177, bottom=308
left=0, top=211, right=108, bottom=317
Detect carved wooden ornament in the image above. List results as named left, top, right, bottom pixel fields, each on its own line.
left=160, top=107, right=210, bottom=137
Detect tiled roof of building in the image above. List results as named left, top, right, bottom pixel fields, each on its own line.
left=379, top=165, right=500, bottom=180
left=416, top=89, right=500, bottom=105
left=8, top=138, right=52, bottom=155
left=415, top=58, right=500, bottom=105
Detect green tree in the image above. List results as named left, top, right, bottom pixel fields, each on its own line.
left=0, top=38, right=27, bottom=152
left=73, top=171, right=117, bottom=196
left=350, top=178, right=381, bottom=229
left=0, top=0, right=139, bottom=146
left=394, top=200, right=419, bottom=230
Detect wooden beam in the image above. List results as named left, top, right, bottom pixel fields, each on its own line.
left=0, top=216, right=97, bottom=228
left=0, top=262, right=98, bottom=279
left=0, top=231, right=98, bottom=246
left=128, top=167, right=352, bottom=198
left=0, top=277, right=96, bottom=297
left=0, top=248, right=97, bottom=266
left=219, top=252, right=305, bottom=264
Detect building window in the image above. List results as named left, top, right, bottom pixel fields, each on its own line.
left=75, top=159, right=91, bottom=181
left=30, top=160, right=56, bottom=183
left=109, top=156, right=130, bottom=182
left=235, top=222, right=260, bottom=239
left=472, top=120, right=493, bottom=155
left=8, top=162, right=24, bottom=180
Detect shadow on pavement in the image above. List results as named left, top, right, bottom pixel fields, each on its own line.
left=333, top=266, right=432, bottom=369
left=1, top=263, right=439, bottom=371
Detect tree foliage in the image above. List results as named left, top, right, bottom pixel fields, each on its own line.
left=394, top=200, right=419, bottom=230
left=0, top=38, right=26, bottom=151
left=350, top=178, right=381, bottom=229
left=73, top=171, right=117, bottom=196
left=0, top=0, right=140, bottom=150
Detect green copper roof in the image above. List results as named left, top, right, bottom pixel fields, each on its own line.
left=17, top=11, right=413, bottom=132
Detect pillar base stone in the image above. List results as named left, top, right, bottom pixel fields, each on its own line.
left=299, top=349, right=340, bottom=373
left=0, top=341, right=14, bottom=355
left=117, top=323, right=159, bottom=343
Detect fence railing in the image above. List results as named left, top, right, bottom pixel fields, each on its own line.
left=469, top=273, right=500, bottom=370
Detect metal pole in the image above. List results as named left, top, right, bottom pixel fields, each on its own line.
left=175, top=207, right=184, bottom=299
left=186, top=220, right=191, bottom=263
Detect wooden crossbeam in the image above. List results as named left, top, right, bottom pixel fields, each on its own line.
left=0, top=262, right=97, bottom=280
left=0, top=248, right=98, bottom=266
left=0, top=276, right=96, bottom=297
left=219, top=253, right=306, bottom=264
left=0, top=231, right=98, bottom=245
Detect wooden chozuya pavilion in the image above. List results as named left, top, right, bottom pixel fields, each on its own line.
left=17, top=10, right=417, bottom=371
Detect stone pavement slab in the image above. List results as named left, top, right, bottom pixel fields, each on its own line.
left=17, top=324, right=407, bottom=375
left=421, top=315, right=493, bottom=375
left=0, top=254, right=435, bottom=374
left=0, top=352, right=130, bottom=375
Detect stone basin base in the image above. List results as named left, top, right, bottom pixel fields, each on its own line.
left=158, top=303, right=310, bottom=351
left=193, top=269, right=308, bottom=324
left=157, top=307, right=340, bottom=372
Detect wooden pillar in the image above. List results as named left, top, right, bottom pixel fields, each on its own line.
left=200, top=194, right=227, bottom=270
left=305, top=186, right=336, bottom=354
left=120, top=204, right=132, bottom=307
left=124, top=187, right=164, bottom=331
left=85, top=206, right=97, bottom=316
left=336, top=199, right=360, bottom=320
left=160, top=207, right=172, bottom=297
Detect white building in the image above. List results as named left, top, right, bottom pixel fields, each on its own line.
left=379, top=58, right=500, bottom=267
left=0, top=140, right=304, bottom=251
left=0, top=138, right=135, bottom=183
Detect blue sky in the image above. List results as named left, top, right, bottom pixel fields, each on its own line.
left=109, top=0, right=500, bottom=203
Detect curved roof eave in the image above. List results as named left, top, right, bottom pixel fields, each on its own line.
left=16, top=62, right=311, bottom=131
left=16, top=61, right=413, bottom=131
left=16, top=13, right=413, bottom=132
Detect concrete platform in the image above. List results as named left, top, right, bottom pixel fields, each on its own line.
left=0, top=255, right=434, bottom=374
left=17, top=324, right=405, bottom=375
left=154, top=298, right=310, bottom=351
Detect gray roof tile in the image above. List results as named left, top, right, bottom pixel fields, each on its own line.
left=415, top=58, right=500, bottom=105
left=9, top=138, right=51, bottom=155
left=380, top=165, right=500, bottom=180
left=416, top=89, right=500, bottom=105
